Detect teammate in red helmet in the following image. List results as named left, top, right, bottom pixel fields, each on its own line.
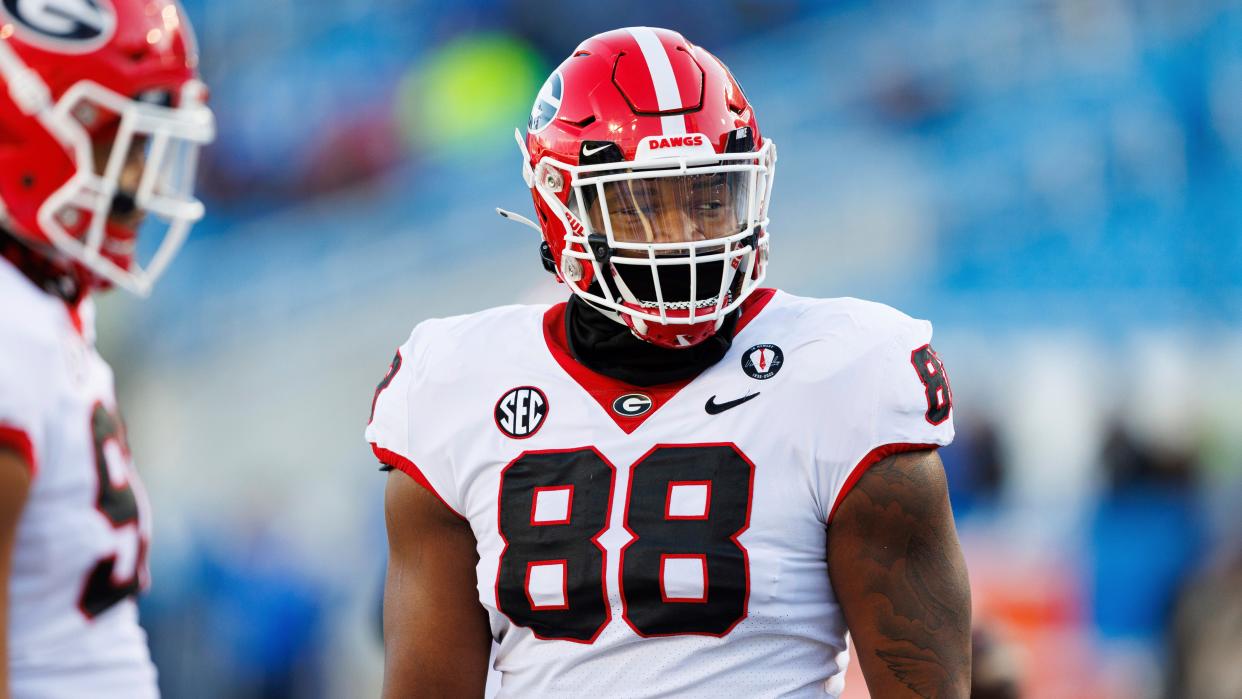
left=0, top=1, right=214, bottom=696
left=372, top=27, right=970, bottom=698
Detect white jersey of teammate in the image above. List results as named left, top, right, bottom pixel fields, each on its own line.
left=0, top=258, right=157, bottom=698
left=367, top=288, right=954, bottom=699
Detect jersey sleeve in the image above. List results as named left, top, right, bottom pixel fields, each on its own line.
left=0, top=330, right=53, bottom=479
left=364, top=323, right=466, bottom=519
left=824, top=313, right=955, bottom=523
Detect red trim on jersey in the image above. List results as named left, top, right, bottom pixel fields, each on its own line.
left=827, top=443, right=941, bottom=524
left=65, top=300, right=84, bottom=337
left=540, top=288, right=777, bottom=434
left=541, top=306, right=693, bottom=434
left=371, top=443, right=467, bottom=522
left=733, top=287, right=776, bottom=336
left=0, top=424, right=37, bottom=479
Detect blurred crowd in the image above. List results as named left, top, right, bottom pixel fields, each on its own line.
left=89, top=1, right=1242, bottom=697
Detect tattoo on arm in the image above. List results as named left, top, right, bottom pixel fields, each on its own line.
left=827, top=449, right=972, bottom=698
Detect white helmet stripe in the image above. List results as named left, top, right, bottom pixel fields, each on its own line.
left=625, top=26, right=686, bottom=136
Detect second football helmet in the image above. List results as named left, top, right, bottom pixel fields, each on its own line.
left=510, top=27, right=776, bottom=349
left=0, top=0, right=215, bottom=296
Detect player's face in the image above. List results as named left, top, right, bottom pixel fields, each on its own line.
left=584, top=172, right=749, bottom=255
left=90, top=131, right=149, bottom=234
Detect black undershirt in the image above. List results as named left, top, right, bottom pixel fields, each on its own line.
left=0, top=229, right=82, bottom=304
left=565, top=295, right=739, bottom=387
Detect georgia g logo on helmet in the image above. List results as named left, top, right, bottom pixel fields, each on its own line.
left=528, top=69, right=563, bottom=134
left=1, top=0, right=117, bottom=52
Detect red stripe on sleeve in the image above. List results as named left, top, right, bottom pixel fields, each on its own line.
left=826, top=442, right=939, bottom=525
left=0, top=425, right=36, bottom=479
left=371, top=443, right=466, bottom=522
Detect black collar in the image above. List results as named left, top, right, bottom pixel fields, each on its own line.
left=564, top=295, right=738, bottom=387
left=0, top=230, right=83, bottom=304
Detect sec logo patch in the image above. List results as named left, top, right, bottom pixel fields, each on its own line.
left=741, top=344, right=783, bottom=380
left=495, top=386, right=547, bottom=439
left=528, top=69, right=563, bottom=134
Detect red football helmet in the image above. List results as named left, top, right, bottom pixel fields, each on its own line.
left=0, top=0, right=215, bottom=296
left=506, top=27, right=776, bottom=349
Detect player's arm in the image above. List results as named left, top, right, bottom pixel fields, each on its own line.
left=382, top=470, right=491, bottom=699
left=0, top=449, right=33, bottom=699
left=827, top=449, right=971, bottom=698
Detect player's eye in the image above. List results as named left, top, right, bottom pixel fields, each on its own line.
left=618, top=202, right=659, bottom=216
left=614, top=192, right=658, bottom=217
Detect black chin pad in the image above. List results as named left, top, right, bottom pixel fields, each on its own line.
left=111, top=191, right=137, bottom=216
left=615, top=259, right=727, bottom=305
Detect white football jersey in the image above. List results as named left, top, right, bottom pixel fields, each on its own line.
left=367, top=289, right=954, bottom=699
left=0, top=258, right=157, bottom=699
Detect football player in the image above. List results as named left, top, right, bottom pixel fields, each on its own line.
left=369, top=27, right=970, bottom=698
left=0, top=2, right=214, bottom=697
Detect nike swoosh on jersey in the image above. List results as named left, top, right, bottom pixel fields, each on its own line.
left=704, top=393, right=760, bottom=415
left=582, top=144, right=611, bottom=156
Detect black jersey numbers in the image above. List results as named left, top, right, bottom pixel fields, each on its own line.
left=911, top=344, right=952, bottom=425
left=496, top=448, right=615, bottom=642
left=495, top=444, right=754, bottom=642
left=79, top=403, right=146, bottom=619
left=621, top=444, right=753, bottom=636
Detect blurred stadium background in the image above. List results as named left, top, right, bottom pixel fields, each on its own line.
left=94, top=0, right=1242, bottom=697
